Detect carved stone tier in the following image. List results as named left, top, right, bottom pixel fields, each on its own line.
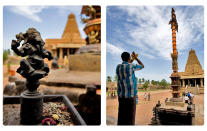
left=171, top=53, right=178, bottom=72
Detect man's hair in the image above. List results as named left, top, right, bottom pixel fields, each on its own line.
left=121, top=52, right=130, bottom=62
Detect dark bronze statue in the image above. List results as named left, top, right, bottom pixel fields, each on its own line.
left=11, top=28, right=53, bottom=91
left=11, top=28, right=53, bottom=125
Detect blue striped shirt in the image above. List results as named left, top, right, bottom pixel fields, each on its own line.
left=116, top=61, right=143, bottom=98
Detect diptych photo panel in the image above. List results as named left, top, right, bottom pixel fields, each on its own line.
left=1, top=0, right=206, bottom=129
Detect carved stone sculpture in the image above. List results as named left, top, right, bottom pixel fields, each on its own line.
left=88, top=31, right=99, bottom=44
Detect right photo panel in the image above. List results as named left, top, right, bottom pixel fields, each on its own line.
left=106, top=6, right=204, bottom=125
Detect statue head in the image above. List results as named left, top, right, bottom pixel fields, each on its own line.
left=91, top=31, right=95, bottom=35
left=24, top=28, right=43, bottom=43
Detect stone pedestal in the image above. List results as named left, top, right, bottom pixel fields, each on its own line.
left=20, top=90, right=43, bottom=125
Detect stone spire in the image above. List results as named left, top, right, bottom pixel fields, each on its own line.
left=185, top=49, right=203, bottom=75
left=61, top=13, right=83, bottom=43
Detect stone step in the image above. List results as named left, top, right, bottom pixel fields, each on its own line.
left=38, top=85, right=86, bottom=104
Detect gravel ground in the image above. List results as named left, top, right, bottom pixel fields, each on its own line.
left=3, top=102, right=74, bottom=126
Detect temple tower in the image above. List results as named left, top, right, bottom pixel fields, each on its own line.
left=179, top=49, right=204, bottom=94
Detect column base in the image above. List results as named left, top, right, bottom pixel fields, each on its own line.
left=20, top=90, right=43, bottom=125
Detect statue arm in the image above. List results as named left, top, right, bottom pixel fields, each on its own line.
left=95, top=31, right=99, bottom=37
left=42, top=49, right=53, bottom=60
left=11, top=40, right=26, bottom=57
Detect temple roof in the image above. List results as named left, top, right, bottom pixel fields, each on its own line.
left=61, top=13, right=84, bottom=42
left=179, top=49, right=204, bottom=79
left=45, top=13, right=85, bottom=46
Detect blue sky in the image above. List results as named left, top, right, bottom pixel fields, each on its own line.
left=3, top=6, right=86, bottom=50
left=106, top=6, right=204, bottom=82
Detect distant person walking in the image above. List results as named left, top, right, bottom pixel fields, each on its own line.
left=144, top=93, right=147, bottom=101
left=148, top=92, right=151, bottom=101
left=184, top=95, right=189, bottom=103
left=116, top=51, right=144, bottom=125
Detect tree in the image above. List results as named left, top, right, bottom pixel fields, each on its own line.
left=142, top=78, right=145, bottom=84
left=142, top=81, right=149, bottom=90
left=107, top=76, right=112, bottom=82
left=3, top=49, right=10, bottom=64
left=114, top=75, right=118, bottom=82
left=159, top=79, right=168, bottom=88
left=147, top=80, right=150, bottom=84
left=138, top=79, right=142, bottom=84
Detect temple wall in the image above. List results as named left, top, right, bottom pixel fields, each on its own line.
left=69, top=54, right=100, bottom=72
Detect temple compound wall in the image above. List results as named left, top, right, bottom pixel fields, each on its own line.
left=69, top=54, right=100, bottom=71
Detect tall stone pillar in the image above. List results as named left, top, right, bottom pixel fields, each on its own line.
left=54, top=50, right=57, bottom=57
left=182, top=79, right=184, bottom=87
left=59, top=48, right=63, bottom=60
left=200, top=78, right=203, bottom=87
left=67, top=48, right=70, bottom=58
left=188, top=79, right=190, bottom=87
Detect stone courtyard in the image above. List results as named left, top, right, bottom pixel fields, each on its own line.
left=3, top=65, right=101, bottom=104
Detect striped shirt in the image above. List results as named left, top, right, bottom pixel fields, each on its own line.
left=116, top=61, right=143, bottom=98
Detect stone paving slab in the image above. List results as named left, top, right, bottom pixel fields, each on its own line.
left=40, top=69, right=101, bottom=88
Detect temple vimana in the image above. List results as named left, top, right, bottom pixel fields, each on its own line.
left=179, top=49, right=204, bottom=94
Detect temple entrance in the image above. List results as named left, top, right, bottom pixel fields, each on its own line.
left=57, top=48, right=60, bottom=58
left=196, top=78, right=201, bottom=87
left=69, top=48, right=78, bottom=54
left=63, top=48, right=68, bottom=58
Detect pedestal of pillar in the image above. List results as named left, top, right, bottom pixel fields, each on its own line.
left=20, top=90, right=43, bottom=125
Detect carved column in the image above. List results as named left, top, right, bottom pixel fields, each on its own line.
left=200, top=78, right=203, bottom=88
left=54, top=50, right=57, bottom=57
left=59, top=48, right=63, bottom=60
left=188, top=79, right=190, bottom=87
left=67, top=48, right=70, bottom=58
left=183, top=79, right=185, bottom=88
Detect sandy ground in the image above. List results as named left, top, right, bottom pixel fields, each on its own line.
left=106, top=89, right=204, bottom=125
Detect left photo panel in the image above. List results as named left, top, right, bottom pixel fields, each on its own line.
left=3, top=5, right=101, bottom=125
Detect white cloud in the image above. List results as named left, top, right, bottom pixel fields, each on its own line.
left=114, top=6, right=204, bottom=60
left=8, top=6, right=47, bottom=22
left=106, top=42, right=124, bottom=55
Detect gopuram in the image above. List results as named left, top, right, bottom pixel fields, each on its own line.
left=45, top=13, right=86, bottom=64
left=151, top=8, right=195, bottom=125
left=179, top=49, right=204, bottom=94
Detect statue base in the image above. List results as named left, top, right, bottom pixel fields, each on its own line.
left=166, top=98, right=185, bottom=107
left=20, top=90, right=43, bottom=125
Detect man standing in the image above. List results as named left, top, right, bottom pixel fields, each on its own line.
left=116, top=51, right=144, bottom=125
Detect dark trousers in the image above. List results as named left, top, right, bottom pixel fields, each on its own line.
left=117, top=97, right=136, bottom=125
